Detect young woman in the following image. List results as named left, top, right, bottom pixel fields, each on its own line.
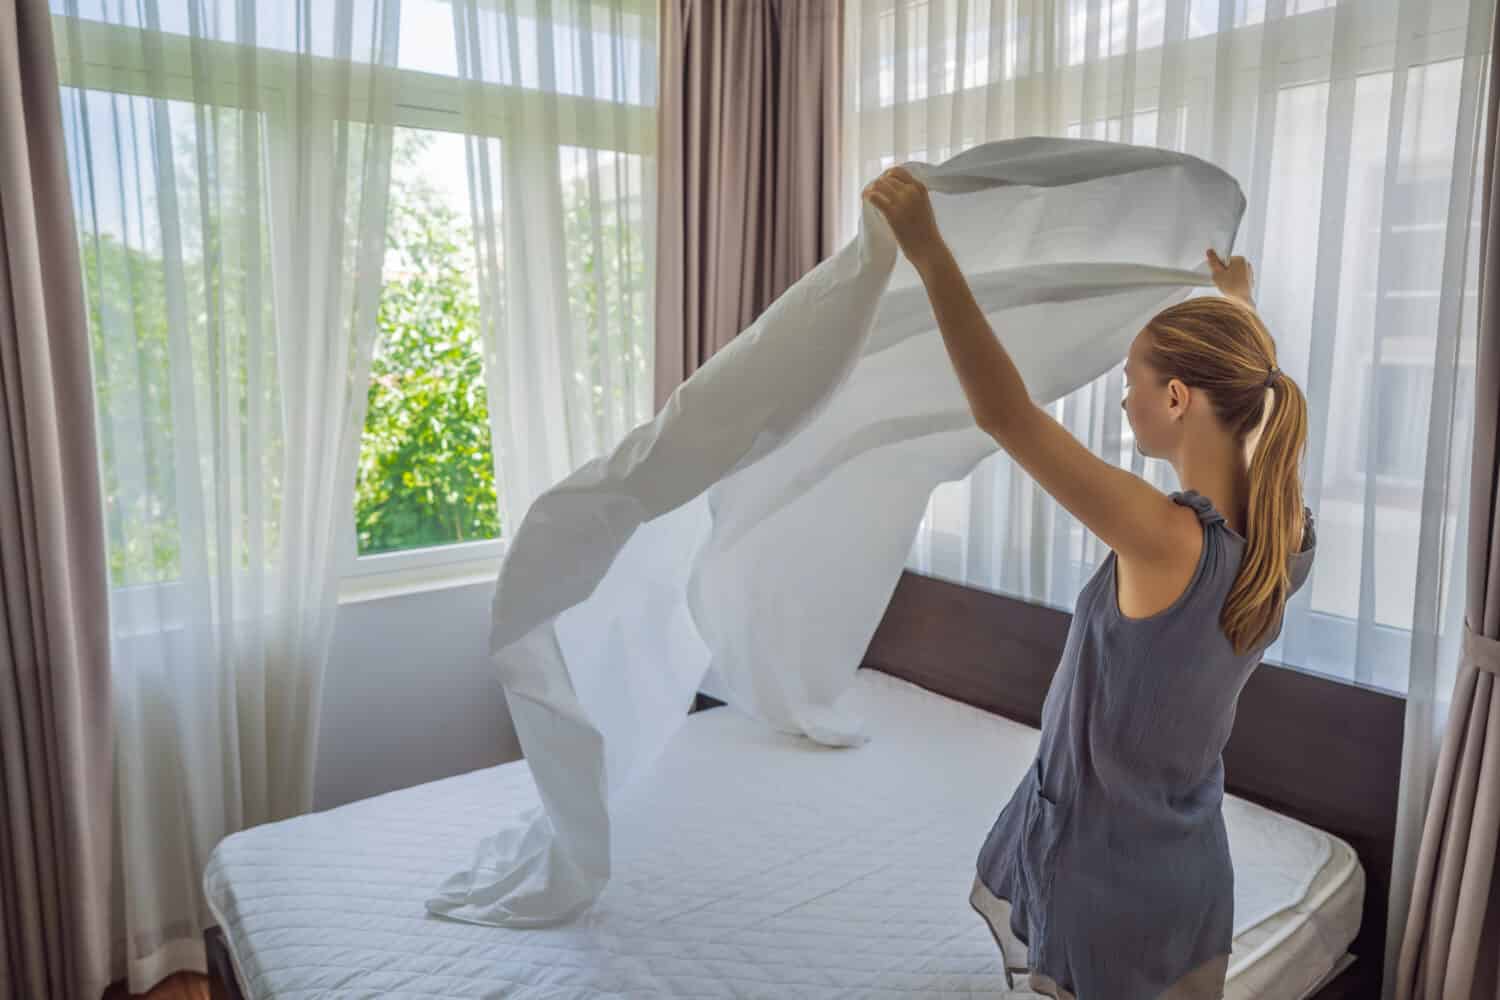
left=863, top=166, right=1316, bottom=1000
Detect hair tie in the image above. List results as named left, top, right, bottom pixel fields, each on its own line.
left=1263, top=367, right=1281, bottom=389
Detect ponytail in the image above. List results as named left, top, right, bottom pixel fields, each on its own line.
left=1223, top=373, right=1308, bottom=654
left=1143, top=296, right=1309, bottom=654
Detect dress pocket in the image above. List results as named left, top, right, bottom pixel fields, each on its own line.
left=1019, top=759, right=1064, bottom=906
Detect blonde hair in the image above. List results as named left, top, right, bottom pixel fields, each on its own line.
left=1143, top=296, right=1309, bottom=654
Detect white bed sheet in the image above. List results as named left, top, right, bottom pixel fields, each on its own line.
left=204, top=670, right=1363, bottom=999
left=445, top=137, right=1247, bottom=929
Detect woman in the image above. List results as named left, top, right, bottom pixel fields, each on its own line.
left=863, top=166, right=1316, bottom=1000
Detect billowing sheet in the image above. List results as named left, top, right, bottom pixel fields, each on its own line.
left=427, top=137, right=1246, bottom=927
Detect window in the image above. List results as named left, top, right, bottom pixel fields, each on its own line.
left=558, top=144, right=655, bottom=451
left=63, top=88, right=271, bottom=593
left=355, top=128, right=499, bottom=558
left=850, top=0, right=1482, bottom=693
left=1354, top=360, right=1436, bottom=485
left=54, top=1, right=658, bottom=594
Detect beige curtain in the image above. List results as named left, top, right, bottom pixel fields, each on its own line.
left=0, top=2, right=114, bottom=999
left=653, top=0, right=843, bottom=411
left=1394, top=16, right=1500, bottom=999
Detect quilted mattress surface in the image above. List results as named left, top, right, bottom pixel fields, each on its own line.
left=204, top=669, right=1363, bottom=998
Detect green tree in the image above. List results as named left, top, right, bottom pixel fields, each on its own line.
left=80, top=127, right=650, bottom=573
left=81, top=232, right=180, bottom=586
left=76, top=97, right=281, bottom=589
left=355, top=132, right=500, bottom=554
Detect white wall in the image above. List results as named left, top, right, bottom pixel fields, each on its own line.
left=314, top=579, right=521, bottom=810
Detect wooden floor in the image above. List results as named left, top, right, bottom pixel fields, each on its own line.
left=103, top=972, right=212, bottom=1000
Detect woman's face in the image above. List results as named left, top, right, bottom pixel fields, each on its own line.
left=1121, top=330, right=1182, bottom=459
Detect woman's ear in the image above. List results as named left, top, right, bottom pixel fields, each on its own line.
left=1166, top=377, right=1192, bottom=421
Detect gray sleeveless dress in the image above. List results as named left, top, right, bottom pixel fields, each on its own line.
left=973, top=489, right=1318, bottom=999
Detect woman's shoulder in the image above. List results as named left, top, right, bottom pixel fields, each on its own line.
left=1168, top=489, right=1226, bottom=527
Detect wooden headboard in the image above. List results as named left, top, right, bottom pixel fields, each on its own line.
left=862, top=569, right=1405, bottom=999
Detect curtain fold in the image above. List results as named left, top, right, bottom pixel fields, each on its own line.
left=449, top=0, right=659, bottom=533
left=54, top=0, right=400, bottom=989
left=0, top=3, right=113, bottom=998
left=654, top=0, right=843, bottom=412
left=841, top=2, right=1493, bottom=994
left=1393, top=10, right=1500, bottom=991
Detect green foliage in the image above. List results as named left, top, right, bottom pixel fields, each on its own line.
left=80, top=127, right=647, bottom=578
left=355, top=132, right=500, bottom=555
left=80, top=233, right=181, bottom=587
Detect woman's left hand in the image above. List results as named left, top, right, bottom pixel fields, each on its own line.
left=863, top=166, right=943, bottom=265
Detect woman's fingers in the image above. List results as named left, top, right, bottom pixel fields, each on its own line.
left=1205, top=249, right=1255, bottom=303
left=866, top=180, right=901, bottom=207
left=871, top=166, right=925, bottom=196
left=1206, top=248, right=1252, bottom=277
left=885, top=165, right=919, bottom=186
left=878, top=175, right=924, bottom=204
left=864, top=167, right=932, bottom=234
left=866, top=165, right=928, bottom=201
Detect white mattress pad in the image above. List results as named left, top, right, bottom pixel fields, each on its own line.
left=205, top=669, right=1363, bottom=998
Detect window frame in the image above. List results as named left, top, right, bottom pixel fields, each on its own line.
left=848, top=0, right=1474, bottom=162
left=851, top=0, right=1480, bottom=692
left=54, top=8, right=655, bottom=597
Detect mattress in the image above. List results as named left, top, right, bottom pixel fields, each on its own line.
left=204, top=669, right=1363, bottom=999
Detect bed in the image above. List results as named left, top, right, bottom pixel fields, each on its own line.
left=204, top=571, right=1402, bottom=999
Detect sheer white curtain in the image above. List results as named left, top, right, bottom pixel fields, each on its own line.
left=448, top=0, right=657, bottom=530
left=841, top=0, right=1491, bottom=992
left=53, top=0, right=399, bottom=988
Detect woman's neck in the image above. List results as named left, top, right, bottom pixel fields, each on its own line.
left=1172, top=440, right=1252, bottom=537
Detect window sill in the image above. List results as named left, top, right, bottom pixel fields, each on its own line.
left=338, top=554, right=500, bottom=605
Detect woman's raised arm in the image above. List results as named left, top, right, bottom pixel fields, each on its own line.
left=862, top=166, right=1192, bottom=565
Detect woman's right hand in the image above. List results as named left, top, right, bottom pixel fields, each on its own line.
left=1206, top=249, right=1254, bottom=305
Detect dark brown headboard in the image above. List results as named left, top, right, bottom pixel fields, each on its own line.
left=862, top=569, right=1404, bottom=999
